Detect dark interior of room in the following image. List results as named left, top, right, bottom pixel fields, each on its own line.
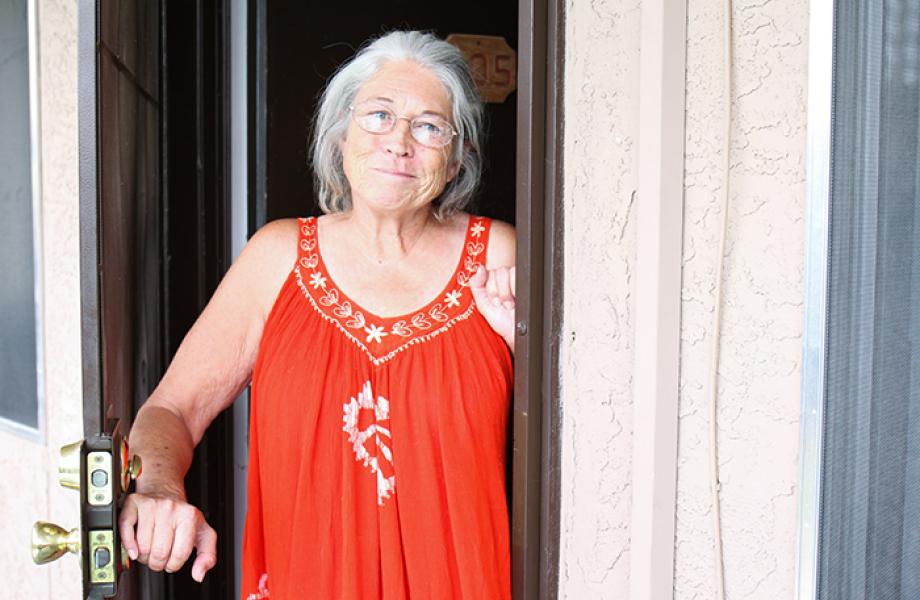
left=263, top=2, right=519, bottom=226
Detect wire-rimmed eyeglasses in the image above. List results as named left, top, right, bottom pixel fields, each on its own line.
left=349, top=100, right=457, bottom=149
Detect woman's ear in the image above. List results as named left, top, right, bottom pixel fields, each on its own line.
left=447, top=160, right=461, bottom=182
left=446, top=141, right=474, bottom=182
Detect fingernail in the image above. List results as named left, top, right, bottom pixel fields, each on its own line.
left=128, top=549, right=138, bottom=560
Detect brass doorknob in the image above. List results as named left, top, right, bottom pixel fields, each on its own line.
left=127, top=454, right=142, bottom=481
left=119, top=437, right=142, bottom=492
left=58, top=440, right=82, bottom=491
left=31, top=521, right=80, bottom=565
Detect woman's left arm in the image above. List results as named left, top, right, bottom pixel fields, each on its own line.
left=470, top=220, right=516, bottom=354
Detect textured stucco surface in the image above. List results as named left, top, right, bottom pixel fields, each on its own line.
left=558, top=0, right=640, bottom=596
left=0, top=1, right=83, bottom=596
left=675, top=0, right=807, bottom=598
left=560, top=0, right=807, bottom=596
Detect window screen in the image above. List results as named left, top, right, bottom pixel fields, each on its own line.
left=0, top=0, right=39, bottom=429
left=818, top=0, right=920, bottom=598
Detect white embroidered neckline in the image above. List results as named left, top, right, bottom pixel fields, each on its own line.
left=293, top=216, right=487, bottom=366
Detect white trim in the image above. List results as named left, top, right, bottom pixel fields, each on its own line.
left=29, top=0, right=45, bottom=443
left=0, top=0, right=45, bottom=442
left=230, top=1, right=249, bottom=598
left=629, top=0, right=687, bottom=597
left=795, top=0, right=835, bottom=598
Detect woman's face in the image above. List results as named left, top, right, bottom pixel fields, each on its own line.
left=341, top=60, right=460, bottom=215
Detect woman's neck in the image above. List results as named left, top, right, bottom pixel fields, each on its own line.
left=346, top=204, right=435, bottom=265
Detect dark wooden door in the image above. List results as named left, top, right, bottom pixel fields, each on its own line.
left=79, top=0, right=161, bottom=597
left=79, top=1, right=233, bottom=598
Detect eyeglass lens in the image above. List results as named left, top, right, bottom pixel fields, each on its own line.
left=352, top=102, right=455, bottom=148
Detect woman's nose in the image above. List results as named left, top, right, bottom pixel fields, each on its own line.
left=384, top=118, right=414, bottom=156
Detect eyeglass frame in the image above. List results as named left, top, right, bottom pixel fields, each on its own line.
left=347, top=101, right=459, bottom=149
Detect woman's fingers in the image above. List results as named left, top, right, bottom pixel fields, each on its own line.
left=119, top=492, right=217, bottom=581
left=132, top=496, right=157, bottom=563
left=470, top=265, right=516, bottom=349
left=472, top=266, right=515, bottom=304
left=147, top=514, right=177, bottom=571
left=470, top=263, right=488, bottom=289
left=118, top=497, right=140, bottom=560
left=485, top=268, right=500, bottom=300
left=167, top=515, right=198, bottom=573
left=495, top=268, right=514, bottom=305
left=191, top=524, right=218, bottom=582
left=480, top=266, right=515, bottom=307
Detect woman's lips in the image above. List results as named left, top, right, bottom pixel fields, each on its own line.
left=372, top=167, right=416, bottom=178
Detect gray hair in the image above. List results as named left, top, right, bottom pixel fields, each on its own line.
left=311, top=30, right=484, bottom=220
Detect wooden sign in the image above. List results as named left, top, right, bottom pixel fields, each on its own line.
left=446, top=34, right=517, bottom=104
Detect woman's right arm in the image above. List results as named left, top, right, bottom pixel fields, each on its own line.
left=118, top=219, right=298, bottom=582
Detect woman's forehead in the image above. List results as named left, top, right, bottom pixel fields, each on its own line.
left=355, top=60, right=452, bottom=113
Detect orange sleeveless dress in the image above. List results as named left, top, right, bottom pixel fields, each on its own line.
left=240, top=215, right=513, bottom=600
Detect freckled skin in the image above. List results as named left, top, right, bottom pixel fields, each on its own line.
left=341, top=60, right=461, bottom=214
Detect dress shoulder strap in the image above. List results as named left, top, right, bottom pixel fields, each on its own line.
left=464, top=215, right=491, bottom=268
left=296, top=217, right=319, bottom=271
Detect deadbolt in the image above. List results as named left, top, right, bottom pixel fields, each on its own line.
left=87, top=451, right=113, bottom=506
left=58, top=440, right=82, bottom=491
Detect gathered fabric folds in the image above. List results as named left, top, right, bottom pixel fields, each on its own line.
left=240, top=215, right=513, bottom=600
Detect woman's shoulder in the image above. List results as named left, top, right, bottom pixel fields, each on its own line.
left=248, top=218, right=301, bottom=261
left=230, top=218, right=301, bottom=309
left=474, top=214, right=515, bottom=269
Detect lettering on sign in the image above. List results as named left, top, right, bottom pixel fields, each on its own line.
left=446, top=34, right=517, bottom=104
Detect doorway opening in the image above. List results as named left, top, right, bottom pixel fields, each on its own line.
left=242, top=3, right=563, bottom=599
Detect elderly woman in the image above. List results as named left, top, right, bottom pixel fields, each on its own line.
left=119, top=30, right=516, bottom=599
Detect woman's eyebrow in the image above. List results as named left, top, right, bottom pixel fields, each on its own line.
left=418, top=109, right=449, bottom=119
left=364, top=96, right=449, bottom=119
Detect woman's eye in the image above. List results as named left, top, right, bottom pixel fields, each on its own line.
left=415, top=121, right=441, bottom=134
left=357, top=109, right=393, bottom=128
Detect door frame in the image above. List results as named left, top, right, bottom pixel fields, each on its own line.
left=79, top=0, right=565, bottom=596
left=512, top=0, right=564, bottom=598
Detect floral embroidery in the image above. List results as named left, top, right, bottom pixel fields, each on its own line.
left=428, top=304, right=448, bottom=322
left=364, top=324, right=387, bottom=344
left=293, top=216, right=488, bottom=365
left=391, top=321, right=412, bottom=337
left=444, top=290, right=462, bottom=308
left=245, top=573, right=270, bottom=599
left=309, top=272, right=326, bottom=289
left=410, top=312, right=431, bottom=329
left=343, top=381, right=396, bottom=505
